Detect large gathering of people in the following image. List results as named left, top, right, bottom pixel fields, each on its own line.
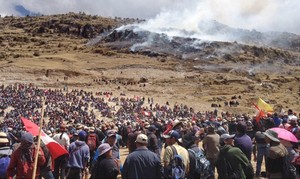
left=0, top=83, right=300, bottom=179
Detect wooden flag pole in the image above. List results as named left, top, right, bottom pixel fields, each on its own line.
left=32, top=97, right=45, bottom=179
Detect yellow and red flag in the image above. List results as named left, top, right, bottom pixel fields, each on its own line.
left=253, top=97, right=273, bottom=124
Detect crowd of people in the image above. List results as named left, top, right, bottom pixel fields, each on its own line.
left=0, top=83, right=300, bottom=179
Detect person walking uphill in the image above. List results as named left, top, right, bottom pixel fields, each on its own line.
left=66, top=130, right=90, bottom=179
left=7, top=132, right=46, bottom=179
left=122, top=134, right=163, bottom=179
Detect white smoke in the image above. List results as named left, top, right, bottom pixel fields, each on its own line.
left=0, top=0, right=299, bottom=35
left=137, top=0, right=300, bottom=41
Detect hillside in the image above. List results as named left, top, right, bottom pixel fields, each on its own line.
left=0, top=13, right=300, bottom=114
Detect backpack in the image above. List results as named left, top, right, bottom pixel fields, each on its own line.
left=216, top=151, right=241, bottom=179
left=164, top=146, right=186, bottom=179
left=282, top=156, right=296, bottom=179
left=87, top=133, right=97, bottom=151
left=0, top=155, right=10, bottom=177
left=188, top=149, right=214, bottom=179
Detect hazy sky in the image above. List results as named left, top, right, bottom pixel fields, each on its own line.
left=0, top=0, right=299, bottom=34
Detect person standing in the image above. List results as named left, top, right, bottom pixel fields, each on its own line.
left=163, top=130, right=190, bottom=176
left=66, top=130, right=90, bottom=179
left=7, top=132, right=46, bottom=179
left=216, top=133, right=253, bottom=179
left=202, top=125, right=220, bottom=170
left=253, top=129, right=268, bottom=177
left=52, top=123, right=70, bottom=179
left=234, top=122, right=253, bottom=161
left=90, top=143, right=119, bottom=179
left=147, top=125, right=160, bottom=156
left=182, top=131, right=214, bottom=179
left=122, top=134, right=163, bottom=179
left=264, top=129, right=288, bottom=179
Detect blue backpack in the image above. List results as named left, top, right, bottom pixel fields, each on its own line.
left=0, top=155, right=10, bottom=177
left=164, top=146, right=186, bottom=179
left=188, top=149, right=214, bottom=179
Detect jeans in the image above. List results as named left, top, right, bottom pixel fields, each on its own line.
left=256, top=144, right=268, bottom=176
left=39, top=170, right=55, bottom=179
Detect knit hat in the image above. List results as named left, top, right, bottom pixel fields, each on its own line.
left=78, top=131, right=87, bottom=141
left=21, top=132, right=34, bottom=144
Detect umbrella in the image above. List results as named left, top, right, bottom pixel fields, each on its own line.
left=270, top=127, right=298, bottom=143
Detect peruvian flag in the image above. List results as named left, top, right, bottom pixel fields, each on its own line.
left=21, top=117, right=69, bottom=160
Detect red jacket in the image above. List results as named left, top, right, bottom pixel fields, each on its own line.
left=7, top=144, right=46, bottom=179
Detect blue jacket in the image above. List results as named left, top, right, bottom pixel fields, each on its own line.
left=122, top=146, right=163, bottom=179
left=67, top=140, right=90, bottom=169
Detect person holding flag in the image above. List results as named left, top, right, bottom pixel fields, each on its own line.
left=7, top=132, right=46, bottom=179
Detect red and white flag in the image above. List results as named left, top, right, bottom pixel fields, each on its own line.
left=21, top=117, right=69, bottom=160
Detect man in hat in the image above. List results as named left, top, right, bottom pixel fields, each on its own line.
left=216, top=133, right=252, bottom=179
left=147, top=125, right=160, bottom=156
left=90, top=143, right=119, bottom=179
left=182, top=131, right=213, bottom=179
left=7, top=132, right=46, bottom=179
left=163, top=130, right=190, bottom=173
left=122, top=134, right=163, bottom=179
left=202, top=125, right=220, bottom=170
left=66, top=130, right=90, bottom=179
left=264, top=129, right=288, bottom=178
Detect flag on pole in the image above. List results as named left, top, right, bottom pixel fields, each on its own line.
left=253, top=97, right=273, bottom=124
left=21, top=117, right=68, bottom=160
left=256, top=98, right=273, bottom=112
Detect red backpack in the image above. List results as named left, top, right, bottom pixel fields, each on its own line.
left=87, top=133, right=97, bottom=151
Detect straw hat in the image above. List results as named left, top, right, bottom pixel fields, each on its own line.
left=0, top=132, right=9, bottom=143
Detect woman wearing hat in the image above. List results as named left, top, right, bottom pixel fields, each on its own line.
left=90, top=143, right=119, bottom=179
left=264, top=129, right=288, bottom=179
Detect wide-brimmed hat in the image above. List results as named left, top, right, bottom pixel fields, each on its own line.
left=0, top=132, right=9, bottom=143
left=264, top=129, right=280, bottom=142
left=182, top=131, right=198, bottom=147
left=172, top=120, right=183, bottom=129
left=89, top=127, right=95, bottom=133
left=98, top=143, right=112, bottom=156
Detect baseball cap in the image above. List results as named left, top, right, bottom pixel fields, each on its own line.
left=148, top=125, right=158, bottom=131
left=135, top=134, right=148, bottom=144
left=106, top=130, right=116, bottom=137
left=220, top=133, right=235, bottom=144
left=163, top=130, right=180, bottom=139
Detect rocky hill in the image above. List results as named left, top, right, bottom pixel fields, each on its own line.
left=0, top=13, right=300, bottom=114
